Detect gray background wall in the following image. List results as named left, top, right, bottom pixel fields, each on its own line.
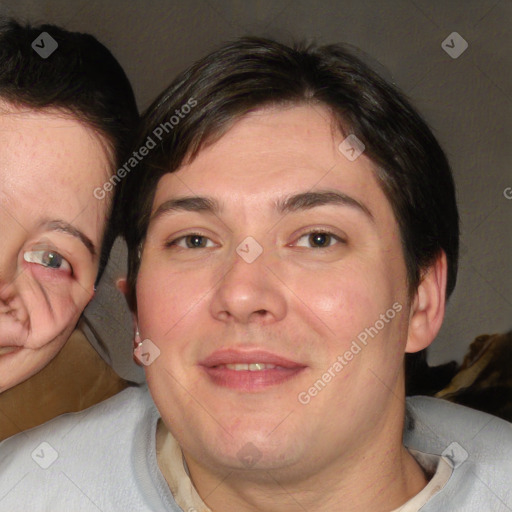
left=1, top=0, right=510, bottom=382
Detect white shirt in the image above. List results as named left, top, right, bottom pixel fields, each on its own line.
left=0, top=386, right=510, bottom=511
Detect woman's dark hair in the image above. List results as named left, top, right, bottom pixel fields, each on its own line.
left=117, top=37, right=459, bottom=391
left=0, top=18, right=139, bottom=282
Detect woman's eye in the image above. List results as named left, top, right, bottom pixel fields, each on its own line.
left=295, top=232, right=342, bottom=248
left=169, top=234, right=216, bottom=249
left=24, top=250, right=72, bottom=272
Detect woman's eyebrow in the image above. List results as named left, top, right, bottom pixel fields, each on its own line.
left=151, top=190, right=374, bottom=223
left=40, top=220, right=96, bottom=257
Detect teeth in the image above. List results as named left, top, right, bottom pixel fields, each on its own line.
left=224, top=363, right=277, bottom=371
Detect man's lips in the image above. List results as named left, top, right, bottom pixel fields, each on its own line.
left=200, top=348, right=304, bottom=368
left=199, top=348, right=307, bottom=391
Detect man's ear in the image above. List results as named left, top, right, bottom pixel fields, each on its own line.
left=116, top=276, right=129, bottom=297
left=116, top=276, right=138, bottom=333
left=116, top=277, right=142, bottom=367
left=116, top=276, right=137, bottom=313
left=405, top=251, right=448, bottom=353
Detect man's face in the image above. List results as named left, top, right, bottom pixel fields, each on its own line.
left=0, top=103, right=111, bottom=392
left=137, top=105, right=414, bottom=475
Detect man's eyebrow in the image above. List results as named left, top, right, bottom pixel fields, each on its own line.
left=152, top=196, right=221, bottom=221
left=152, top=191, right=374, bottom=223
left=275, top=190, right=374, bottom=221
left=41, top=220, right=96, bottom=257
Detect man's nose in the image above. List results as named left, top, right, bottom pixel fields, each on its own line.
left=209, top=246, right=287, bottom=325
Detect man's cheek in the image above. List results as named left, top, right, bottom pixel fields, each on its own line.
left=308, top=282, right=372, bottom=330
left=138, top=264, right=186, bottom=302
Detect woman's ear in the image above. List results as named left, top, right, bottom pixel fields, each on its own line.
left=405, top=251, right=448, bottom=353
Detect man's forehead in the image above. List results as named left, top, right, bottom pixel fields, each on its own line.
left=159, top=106, right=370, bottom=182
left=199, top=104, right=342, bottom=154
left=148, top=104, right=398, bottom=229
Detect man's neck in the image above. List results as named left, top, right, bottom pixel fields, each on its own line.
left=157, top=420, right=428, bottom=512
left=185, top=446, right=426, bottom=512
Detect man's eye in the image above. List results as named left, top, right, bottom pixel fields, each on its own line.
left=24, top=250, right=72, bottom=272
left=168, top=234, right=216, bottom=249
left=295, top=231, right=343, bottom=248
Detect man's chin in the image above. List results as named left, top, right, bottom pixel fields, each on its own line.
left=188, top=423, right=306, bottom=470
left=191, top=441, right=307, bottom=478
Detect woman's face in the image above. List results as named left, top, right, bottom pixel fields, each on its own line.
left=0, top=102, right=112, bottom=392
